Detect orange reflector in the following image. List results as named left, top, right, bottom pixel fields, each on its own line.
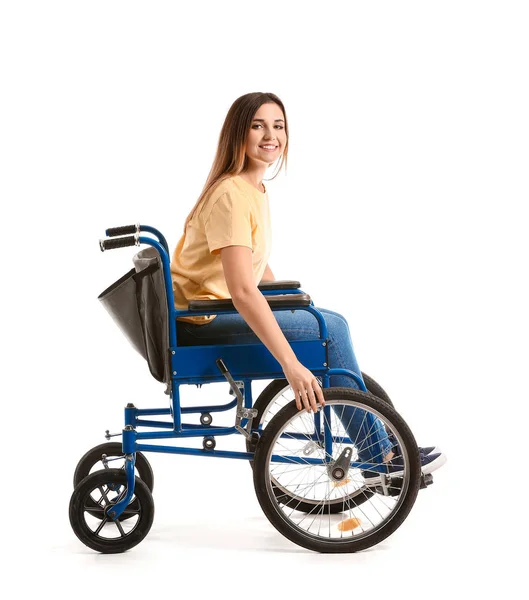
left=332, top=477, right=351, bottom=488
left=337, top=517, right=361, bottom=532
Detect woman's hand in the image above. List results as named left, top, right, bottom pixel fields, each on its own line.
left=282, top=359, right=326, bottom=413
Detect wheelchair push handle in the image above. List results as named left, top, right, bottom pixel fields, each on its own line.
left=101, top=223, right=170, bottom=255
left=105, top=223, right=140, bottom=237
left=99, top=234, right=140, bottom=252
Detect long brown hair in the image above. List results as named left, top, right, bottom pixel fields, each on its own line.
left=182, top=92, right=289, bottom=233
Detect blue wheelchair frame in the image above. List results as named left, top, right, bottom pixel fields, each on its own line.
left=105, top=225, right=378, bottom=520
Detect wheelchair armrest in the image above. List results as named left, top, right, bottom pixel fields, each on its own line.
left=257, top=280, right=301, bottom=291
left=188, top=293, right=311, bottom=312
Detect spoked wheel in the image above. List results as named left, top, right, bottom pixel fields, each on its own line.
left=253, top=388, right=421, bottom=553
left=73, top=442, right=154, bottom=521
left=69, top=469, right=154, bottom=554
left=246, top=373, right=394, bottom=514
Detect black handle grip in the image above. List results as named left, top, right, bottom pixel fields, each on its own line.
left=106, top=224, right=139, bottom=237
left=216, top=358, right=228, bottom=374
left=99, top=235, right=138, bottom=251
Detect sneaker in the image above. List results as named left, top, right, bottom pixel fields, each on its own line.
left=363, top=449, right=447, bottom=486
left=394, top=443, right=442, bottom=460
left=387, top=431, right=440, bottom=457
left=420, top=446, right=441, bottom=455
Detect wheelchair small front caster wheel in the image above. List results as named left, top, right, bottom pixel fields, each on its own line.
left=73, top=442, right=154, bottom=521
left=200, top=412, right=213, bottom=425
left=203, top=436, right=216, bottom=450
left=69, top=469, right=154, bottom=554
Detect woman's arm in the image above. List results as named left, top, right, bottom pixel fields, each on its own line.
left=220, top=246, right=325, bottom=412
left=260, top=263, right=275, bottom=282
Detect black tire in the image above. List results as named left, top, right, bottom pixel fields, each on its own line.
left=252, top=388, right=421, bottom=553
left=69, top=469, right=154, bottom=554
left=361, top=372, right=394, bottom=408
left=73, top=442, right=154, bottom=521
left=246, top=373, right=393, bottom=514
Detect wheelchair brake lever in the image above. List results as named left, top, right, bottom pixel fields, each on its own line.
left=216, top=359, right=242, bottom=401
left=216, top=359, right=257, bottom=440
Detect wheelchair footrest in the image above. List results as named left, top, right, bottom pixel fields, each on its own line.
left=420, top=473, right=434, bottom=489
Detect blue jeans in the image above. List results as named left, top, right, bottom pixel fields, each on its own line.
left=176, top=307, right=392, bottom=463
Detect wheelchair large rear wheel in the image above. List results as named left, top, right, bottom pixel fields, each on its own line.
left=73, top=442, right=154, bottom=521
left=69, top=469, right=154, bottom=553
left=246, top=373, right=393, bottom=514
left=252, top=388, right=421, bottom=553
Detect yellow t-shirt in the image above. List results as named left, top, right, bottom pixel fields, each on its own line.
left=170, top=174, right=272, bottom=325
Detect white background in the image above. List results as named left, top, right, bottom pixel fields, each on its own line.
left=1, top=1, right=527, bottom=597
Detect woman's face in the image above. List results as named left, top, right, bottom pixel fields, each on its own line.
left=245, top=102, right=287, bottom=166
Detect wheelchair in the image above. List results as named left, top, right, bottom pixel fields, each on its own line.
left=69, top=224, right=435, bottom=554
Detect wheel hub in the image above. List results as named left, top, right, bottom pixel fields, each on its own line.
left=328, top=447, right=353, bottom=481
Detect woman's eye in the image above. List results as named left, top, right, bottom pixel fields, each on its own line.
left=252, top=124, right=284, bottom=129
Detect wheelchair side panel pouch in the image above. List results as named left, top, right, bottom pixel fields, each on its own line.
left=98, top=247, right=170, bottom=384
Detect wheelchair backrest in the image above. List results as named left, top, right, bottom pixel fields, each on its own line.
left=98, top=246, right=170, bottom=385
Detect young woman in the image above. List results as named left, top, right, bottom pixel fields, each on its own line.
left=170, top=92, right=446, bottom=480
